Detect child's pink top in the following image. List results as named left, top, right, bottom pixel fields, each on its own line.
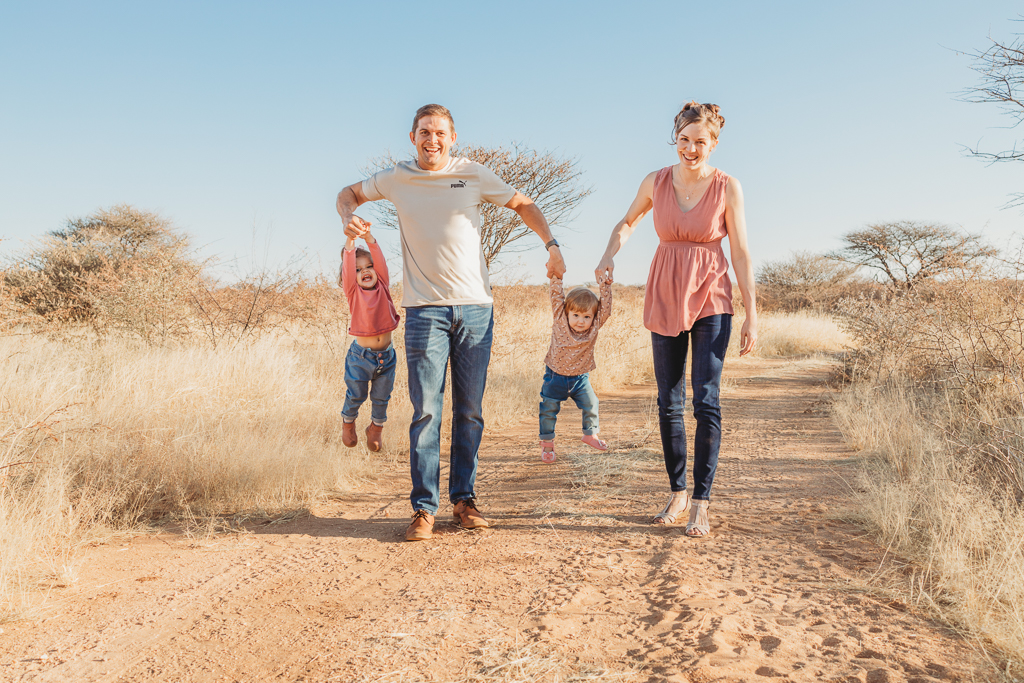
left=342, top=242, right=400, bottom=336
left=543, top=276, right=613, bottom=376
left=644, top=166, right=734, bottom=336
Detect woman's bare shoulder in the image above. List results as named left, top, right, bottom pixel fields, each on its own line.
left=637, top=169, right=661, bottom=194
left=724, top=173, right=743, bottom=196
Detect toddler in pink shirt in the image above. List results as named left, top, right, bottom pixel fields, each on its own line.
left=539, top=273, right=613, bottom=463
left=339, top=230, right=400, bottom=452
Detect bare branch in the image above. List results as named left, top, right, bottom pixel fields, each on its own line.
left=826, top=221, right=997, bottom=291
left=961, top=22, right=1024, bottom=211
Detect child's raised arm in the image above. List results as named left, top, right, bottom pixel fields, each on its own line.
left=597, top=273, right=613, bottom=327
left=363, top=232, right=390, bottom=289
left=549, top=275, right=565, bottom=318
left=339, top=237, right=358, bottom=294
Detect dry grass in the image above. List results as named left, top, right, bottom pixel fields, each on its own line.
left=0, top=334, right=379, bottom=620
left=833, top=386, right=1024, bottom=673
left=453, top=642, right=642, bottom=682
left=0, top=411, right=87, bottom=620
left=359, top=640, right=641, bottom=682
left=737, top=311, right=850, bottom=358
left=0, top=278, right=843, bottom=622
left=832, top=271, right=1024, bottom=673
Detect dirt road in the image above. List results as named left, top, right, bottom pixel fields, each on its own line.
left=2, top=357, right=997, bottom=682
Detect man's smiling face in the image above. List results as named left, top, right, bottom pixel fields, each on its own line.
left=410, top=115, right=456, bottom=171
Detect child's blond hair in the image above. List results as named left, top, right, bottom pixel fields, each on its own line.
left=565, top=287, right=600, bottom=316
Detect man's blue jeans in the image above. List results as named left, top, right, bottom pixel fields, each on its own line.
left=341, top=341, right=397, bottom=425
left=538, top=367, right=599, bottom=441
left=652, top=313, right=732, bottom=501
left=405, top=305, right=493, bottom=514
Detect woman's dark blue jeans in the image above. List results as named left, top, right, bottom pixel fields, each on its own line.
left=652, top=313, right=732, bottom=501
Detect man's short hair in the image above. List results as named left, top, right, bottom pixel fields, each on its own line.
left=412, top=104, right=455, bottom=134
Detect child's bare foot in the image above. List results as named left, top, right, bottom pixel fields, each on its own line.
left=581, top=434, right=607, bottom=451
left=540, top=440, right=556, bottom=464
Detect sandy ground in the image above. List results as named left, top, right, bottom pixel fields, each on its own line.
left=1, top=357, right=1001, bottom=682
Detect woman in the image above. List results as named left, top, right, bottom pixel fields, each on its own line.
left=595, top=101, right=757, bottom=537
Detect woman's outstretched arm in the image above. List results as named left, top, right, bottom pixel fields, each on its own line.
left=594, top=171, right=657, bottom=282
left=724, top=177, right=758, bottom=356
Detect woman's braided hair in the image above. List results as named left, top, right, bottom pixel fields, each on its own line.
left=671, top=101, right=725, bottom=143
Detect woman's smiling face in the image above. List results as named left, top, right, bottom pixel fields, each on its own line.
left=676, top=122, right=718, bottom=169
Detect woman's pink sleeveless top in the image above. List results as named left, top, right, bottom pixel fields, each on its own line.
left=644, top=166, right=734, bottom=336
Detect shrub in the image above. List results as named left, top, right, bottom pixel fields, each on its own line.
left=756, top=251, right=878, bottom=313
left=838, top=273, right=1024, bottom=394
left=4, top=205, right=203, bottom=337
left=2, top=205, right=353, bottom=347
left=833, top=246, right=1024, bottom=665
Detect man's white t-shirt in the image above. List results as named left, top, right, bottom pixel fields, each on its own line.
left=362, top=158, right=517, bottom=308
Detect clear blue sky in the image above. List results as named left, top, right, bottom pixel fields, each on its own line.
left=2, top=1, right=1022, bottom=285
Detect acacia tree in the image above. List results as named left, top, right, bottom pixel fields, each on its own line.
left=363, top=143, right=591, bottom=268
left=963, top=25, right=1024, bottom=206
left=827, top=221, right=996, bottom=291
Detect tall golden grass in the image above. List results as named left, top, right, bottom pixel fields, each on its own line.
left=834, top=271, right=1024, bottom=673
left=0, top=277, right=845, bottom=621
left=731, top=310, right=850, bottom=358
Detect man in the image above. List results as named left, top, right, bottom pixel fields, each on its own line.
left=336, top=104, right=566, bottom=541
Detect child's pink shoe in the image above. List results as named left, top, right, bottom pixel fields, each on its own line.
left=540, top=440, right=556, bottom=463
left=581, top=434, right=607, bottom=451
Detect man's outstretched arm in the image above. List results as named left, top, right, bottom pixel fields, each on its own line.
left=337, top=182, right=372, bottom=238
left=505, top=191, right=566, bottom=279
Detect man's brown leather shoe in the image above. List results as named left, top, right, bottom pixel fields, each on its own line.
left=405, top=510, right=434, bottom=541
left=342, top=421, right=357, bottom=448
left=365, top=423, right=383, bottom=452
left=453, top=498, right=489, bottom=529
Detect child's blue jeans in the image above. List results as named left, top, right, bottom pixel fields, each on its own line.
left=538, top=366, right=599, bottom=441
left=342, top=341, right=397, bottom=425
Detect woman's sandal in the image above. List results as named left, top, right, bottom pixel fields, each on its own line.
left=652, top=491, right=690, bottom=525
left=685, top=499, right=710, bottom=537
left=540, top=440, right=556, bottom=464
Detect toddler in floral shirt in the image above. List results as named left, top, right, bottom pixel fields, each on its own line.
left=538, top=273, right=613, bottom=463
